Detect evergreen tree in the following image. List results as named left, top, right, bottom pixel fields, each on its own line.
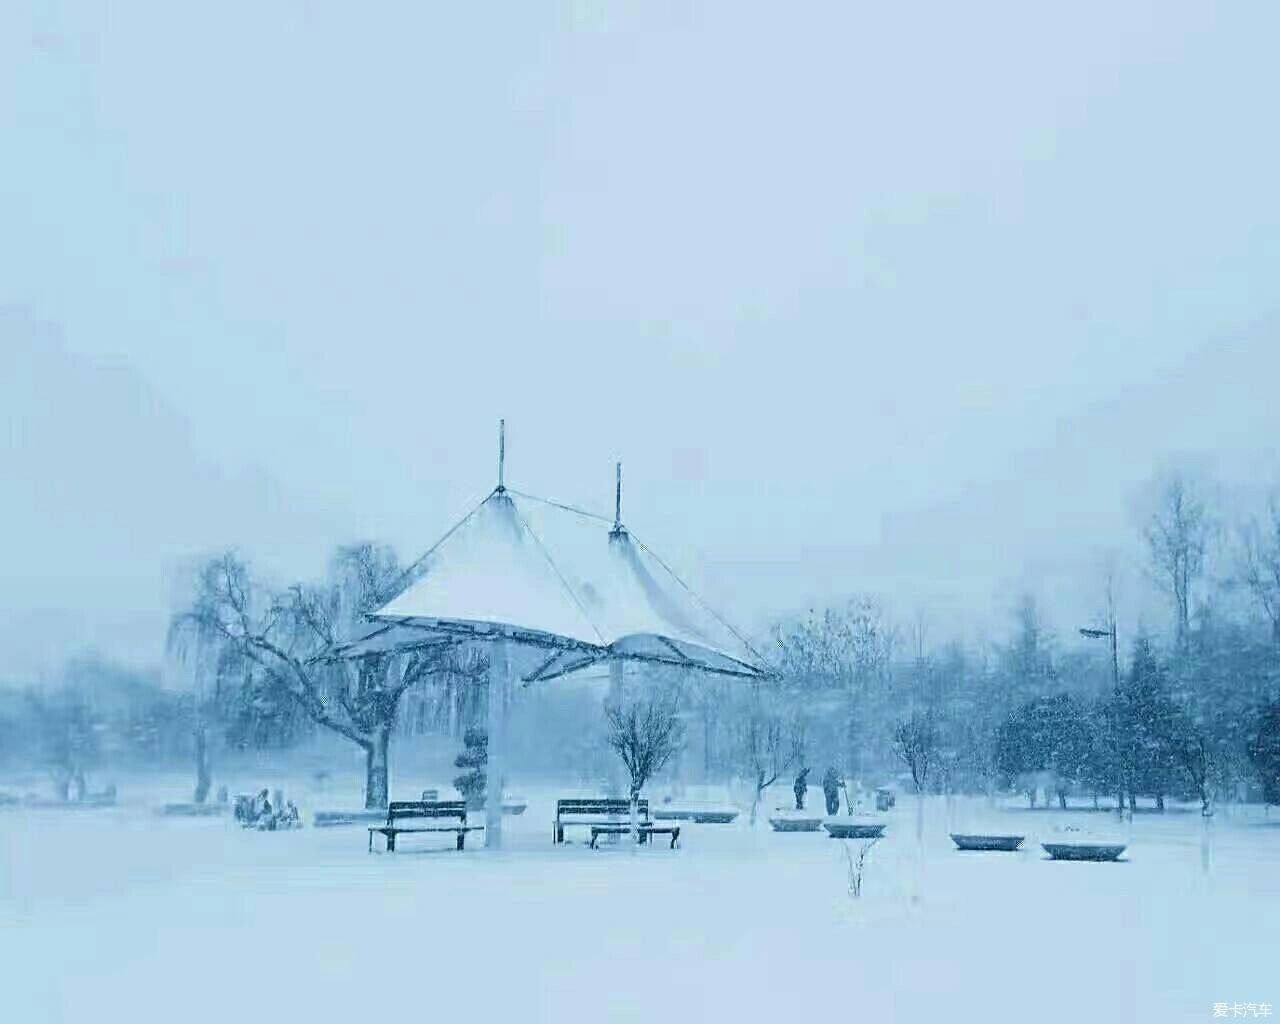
left=995, top=694, right=1091, bottom=807
left=1117, top=636, right=1180, bottom=810
left=1249, top=702, right=1280, bottom=806
left=453, top=726, right=488, bottom=807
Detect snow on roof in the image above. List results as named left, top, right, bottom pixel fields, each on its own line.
left=371, top=488, right=766, bottom=677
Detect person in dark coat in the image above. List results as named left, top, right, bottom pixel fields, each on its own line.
left=793, top=767, right=811, bottom=811
left=822, top=767, right=841, bottom=815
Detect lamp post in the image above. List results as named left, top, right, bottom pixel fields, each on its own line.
left=1080, top=600, right=1126, bottom=822
left=1078, top=626, right=1119, bottom=693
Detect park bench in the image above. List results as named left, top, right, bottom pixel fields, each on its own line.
left=554, top=798, right=647, bottom=843
left=588, top=822, right=680, bottom=849
left=553, top=798, right=680, bottom=848
left=368, top=800, right=483, bottom=853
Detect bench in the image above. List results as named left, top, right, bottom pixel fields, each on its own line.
left=589, top=823, right=681, bottom=849
left=554, top=798, right=648, bottom=844
left=367, top=800, right=483, bottom=852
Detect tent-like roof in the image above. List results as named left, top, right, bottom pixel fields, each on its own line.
left=362, top=486, right=767, bottom=681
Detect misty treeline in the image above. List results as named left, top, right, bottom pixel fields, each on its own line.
left=4, top=472, right=1280, bottom=812
left=739, top=471, right=1280, bottom=814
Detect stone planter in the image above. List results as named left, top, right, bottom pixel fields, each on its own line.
left=1042, top=842, right=1127, bottom=862
left=950, top=833, right=1024, bottom=851
left=769, top=816, right=823, bottom=832
left=825, top=821, right=887, bottom=839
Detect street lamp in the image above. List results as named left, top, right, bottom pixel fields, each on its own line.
left=1079, top=571, right=1121, bottom=693
left=1077, top=626, right=1119, bottom=693
left=1079, top=616, right=1127, bottom=821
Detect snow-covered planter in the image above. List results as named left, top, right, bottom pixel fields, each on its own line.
left=1041, top=825, right=1126, bottom=860
left=157, top=803, right=228, bottom=817
left=950, top=833, right=1024, bottom=851
left=1042, top=842, right=1127, bottom=861
left=769, top=814, right=823, bottom=832
left=824, top=820, right=886, bottom=839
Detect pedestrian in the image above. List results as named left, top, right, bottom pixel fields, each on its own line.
left=822, top=767, right=841, bottom=815
left=793, top=767, right=811, bottom=811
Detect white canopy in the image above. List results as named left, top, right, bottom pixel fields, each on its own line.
left=365, top=487, right=767, bottom=680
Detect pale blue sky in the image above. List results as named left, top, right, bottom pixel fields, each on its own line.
left=3, top=2, right=1278, bottom=678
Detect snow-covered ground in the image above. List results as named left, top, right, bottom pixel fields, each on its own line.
left=3, top=777, right=1277, bottom=1023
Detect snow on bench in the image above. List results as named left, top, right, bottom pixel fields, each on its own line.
left=367, top=800, right=483, bottom=853
left=554, top=798, right=649, bottom=844
left=588, top=823, right=681, bottom=849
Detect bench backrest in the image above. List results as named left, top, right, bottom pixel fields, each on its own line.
left=387, top=800, right=468, bottom=825
left=556, top=798, right=650, bottom=822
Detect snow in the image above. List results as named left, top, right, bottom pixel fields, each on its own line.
left=373, top=491, right=763, bottom=672
left=377, top=494, right=606, bottom=647
left=3, top=778, right=1277, bottom=1023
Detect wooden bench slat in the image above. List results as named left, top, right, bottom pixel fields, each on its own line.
left=368, top=800, right=479, bottom=853
left=553, top=798, right=654, bottom=844
left=588, top=823, right=681, bottom=850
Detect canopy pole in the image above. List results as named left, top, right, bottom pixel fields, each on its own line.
left=497, top=419, right=506, bottom=493
left=485, top=635, right=511, bottom=849
left=610, top=462, right=626, bottom=539
left=613, top=462, right=622, bottom=531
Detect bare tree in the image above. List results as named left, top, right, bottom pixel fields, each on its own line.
left=892, top=710, right=938, bottom=794
left=604, top=694, right=683, bottom=845
left=843, top=836, right=880, bottom=898
left=774, top=597, right=894, bottom=785
left=171, top=549, right=475, bottom=808
left=737, top=698, right=805, bottom=826
left=1146, top=474, right=1212, bottom=649
left=1239, top=494, right=1280, bottom=648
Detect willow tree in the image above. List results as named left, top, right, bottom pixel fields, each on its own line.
left=172, top=546, right=478, bottom=808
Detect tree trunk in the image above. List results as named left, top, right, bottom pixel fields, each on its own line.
left=193, top=725, right=212, bottom=805
left=1057, top=789, right=1067, bottom=810
left=364, top=729, right=391, bottom=809
left=630, top=786, right=640, bottom=851
left=1155, top=793, right=1165, bottom=812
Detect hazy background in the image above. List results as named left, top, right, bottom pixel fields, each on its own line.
left=3, top=1, right=1278, bottom=682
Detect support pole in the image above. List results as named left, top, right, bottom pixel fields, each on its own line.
left=485, top=635, right=510, bottom=849
left=497, top=419, right=506, bottom=492
left=606, top=658, right=627, bottom=846
left=608, top=658, right=624, bottom=792
left=613, top=462, right=622, bottom=532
